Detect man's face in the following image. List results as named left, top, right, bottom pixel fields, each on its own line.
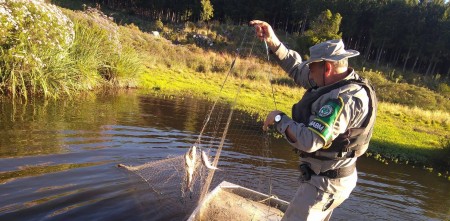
left=308, top=61, right=325, bottom=87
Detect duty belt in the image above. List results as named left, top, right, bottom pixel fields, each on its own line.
left=299, top=164, right=355, bottom=181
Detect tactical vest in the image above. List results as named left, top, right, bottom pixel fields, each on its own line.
left=292, top=77, right=377, bottom=160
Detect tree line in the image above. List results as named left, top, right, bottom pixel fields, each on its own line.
left=88, top=0, right=449, bottom=80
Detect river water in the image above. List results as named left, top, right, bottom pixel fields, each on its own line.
left=0, top=91, right=448, bottom=221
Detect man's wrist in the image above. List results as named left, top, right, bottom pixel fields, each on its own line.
left=274, top=113, right=286, bottom=125
left=269, top=40, right=282, bottom=52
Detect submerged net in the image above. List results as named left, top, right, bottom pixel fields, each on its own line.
left=119, top=26, right=281, bottom=220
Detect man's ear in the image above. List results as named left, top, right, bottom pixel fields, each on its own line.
left=325, top=62, right=333, bottom=75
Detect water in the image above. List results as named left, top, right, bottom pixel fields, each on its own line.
left=0, top=91, right=448, bottom=221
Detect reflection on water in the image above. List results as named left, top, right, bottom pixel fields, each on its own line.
left=0, top=91, right=448, bottom=220
left=0, top=162, right=108, bottom=184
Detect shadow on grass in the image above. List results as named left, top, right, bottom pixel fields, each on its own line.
left=368, top=139, right=450, bottom=173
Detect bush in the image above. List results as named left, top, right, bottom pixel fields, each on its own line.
left=360, top=71, right=450, bottom=112
left=435, top=137, right=450, bottom=171
left=211, top=59, right=229, bottom=73
left=64, top=8, right=123, bottom=89
left=437, top=83, right=450, bottom=98
left=68, top=19, right=109, bottom=90
left=0, top=0, right=75, bottom=98
left=154, top=19, right=163, bottom=31
left=66, top=8, right=143, bottom=88
left=272, top=77, right=296, bottom=87
left=0, top=1, right=145, bottom=98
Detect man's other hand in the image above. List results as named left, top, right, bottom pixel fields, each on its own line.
left=263, top=110, right=283, bottom=131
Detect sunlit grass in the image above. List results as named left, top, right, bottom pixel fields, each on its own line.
left=140, top=64, right=450, bottom=175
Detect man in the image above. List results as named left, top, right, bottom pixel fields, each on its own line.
left=250, top=20, right=377, bottom=220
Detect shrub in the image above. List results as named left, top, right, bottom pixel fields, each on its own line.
left=272, top=77, right=296, bottom=87
left=68, top=19, right=108, bottom=90
left=211, top=59, right=229, bottom=73
left=0, top=0, right=75, bottom=98
left=0, top=1, right=144, bottom=98
left=437, top=83, right=450, bottom=98
left=65, top=8, right=143, bottom=88
left=435, top=137, right=450, bottom=171
left=154, top=19, right=163, bottom=31
left=64, top=8, right=122, bottom=90
left=360, top=71, right=450, bottom=112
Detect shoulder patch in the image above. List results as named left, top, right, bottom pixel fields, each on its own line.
left=308, top=97, right=344, bottom=144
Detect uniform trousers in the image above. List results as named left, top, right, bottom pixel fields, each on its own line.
left=281, top=171, right=357, bottom=221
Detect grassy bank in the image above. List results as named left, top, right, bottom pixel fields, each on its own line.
left=1, top=3, right=449, bottom=179
left=139, top=66, right=450, bottom=179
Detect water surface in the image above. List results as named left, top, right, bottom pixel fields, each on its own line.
left=0, top=92, right=448, bottom=220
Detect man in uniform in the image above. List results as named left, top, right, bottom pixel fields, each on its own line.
left=250, top=20, right=377, bottom=220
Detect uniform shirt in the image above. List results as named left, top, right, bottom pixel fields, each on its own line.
left=273, top=43, right=371, bottom=195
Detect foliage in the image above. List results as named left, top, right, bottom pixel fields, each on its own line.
left=436, top=136, right=450, bottom=171
left=437, top=83, right=450, bottom=98
left=200, top=0, right=214, bottom=22
left=359, top=70, right=450, bottom=111
left=297, top=9, right=342, bottom=53
left=154, top=19, right=163, bottom=31
left=0, top=1, right=144, bottom=98
left=0, top=0, right=75, bottom=98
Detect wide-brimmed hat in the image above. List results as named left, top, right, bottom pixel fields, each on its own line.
left=305, top=39, right=360, bottom=65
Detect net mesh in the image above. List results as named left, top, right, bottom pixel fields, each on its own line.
left=118, top=26, right=281, bottom=220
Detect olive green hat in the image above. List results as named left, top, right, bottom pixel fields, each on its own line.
left=305, top=39, right=360, bottom=64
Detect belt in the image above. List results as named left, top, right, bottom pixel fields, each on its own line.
left=299, top=164, right=356, bottom=180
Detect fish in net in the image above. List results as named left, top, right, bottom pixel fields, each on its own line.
left=118, top=26, right=282, bottom=220
left=117, top=108, right=280, bottom=220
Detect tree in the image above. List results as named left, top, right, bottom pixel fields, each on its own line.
left=200, top=0, right=214, bottom=21
left=297, top=9, right=342, bottom=53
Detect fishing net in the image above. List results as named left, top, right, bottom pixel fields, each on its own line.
left=118, top=26, right=282, bottom=220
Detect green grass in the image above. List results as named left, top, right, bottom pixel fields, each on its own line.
left=139, top=64, right=450, bottom=178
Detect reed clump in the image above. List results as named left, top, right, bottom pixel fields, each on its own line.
left=0, top=1, right=143, bottom=99
left=0, top=0, right=75, bottom=98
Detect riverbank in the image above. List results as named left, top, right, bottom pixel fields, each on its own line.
left=1, top=3, right=449, bottom=180
left=139, top=66, right=450, bottom=180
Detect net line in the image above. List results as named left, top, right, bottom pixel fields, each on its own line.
left=118, top=25, right=280, bottom=220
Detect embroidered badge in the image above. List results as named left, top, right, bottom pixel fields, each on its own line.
left=307, top=97, right=344, bottom=144
left=318, top=104, right=333, bottom=117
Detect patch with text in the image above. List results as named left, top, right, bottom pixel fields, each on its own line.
left=307, top=97, right=344, bottom=143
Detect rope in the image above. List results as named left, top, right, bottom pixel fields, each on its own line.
left=193, top=27, right=250, bottom=148
left=264, top=39, right=278, bottom=110
left=198, top=29, right=259, bottom=202
left=192, top=28, right=280, bottom=213
left=262, top=39, right=278, bottom=208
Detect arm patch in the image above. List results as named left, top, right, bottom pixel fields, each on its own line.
left=307, top=97, right=344, bottom=145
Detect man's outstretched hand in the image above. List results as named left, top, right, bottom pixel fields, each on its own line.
left=249, top=20, right=281, bottom=51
